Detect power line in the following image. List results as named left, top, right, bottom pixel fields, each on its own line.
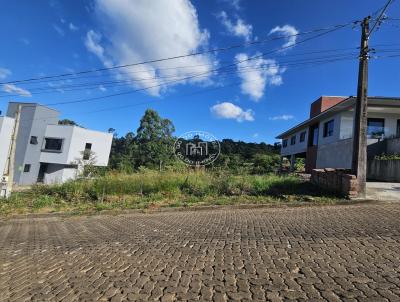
left=7, top=46, right=362, bottom=88
left=10, top=55, right=360, bottom=130
left=369, top=0, right=396, bottom=36
left=0, top=51, right=361, bottom=98
left=2, top=20, right=360, bottom=128
left=0, top=21, right=357, bottom=86
left=4, top=21, right=355, bottom=108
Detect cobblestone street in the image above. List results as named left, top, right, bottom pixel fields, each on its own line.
left=1, top=203, right=400, bottom=301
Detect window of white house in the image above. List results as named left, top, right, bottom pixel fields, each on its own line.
left=282, top=139, right=288, bottom=148
left=83, top=143, right=92, bottom=160
left=290, top=135, right=296, bottom=145
left=323, top=120, right=334, bottom=137
left=367, top=118, right=385, bottom=138
left=300, top=131, right=306, bottom=142
left=43, top=138, right=63, bottom=152
left=30, top=136, right=38, bottom=145
left=23, top=164, right=31, bottom=172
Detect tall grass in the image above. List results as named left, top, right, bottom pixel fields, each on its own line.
left=0, top=171, right=340, bottom=215
left=30, top=170, right=328, bottom=202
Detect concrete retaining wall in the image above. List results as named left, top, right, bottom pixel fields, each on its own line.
left=387, top=138, right=400, bottom=154
left=368, top=159, right=400, bottom=182
left=316, top=139, right=353, bottom=169
left=311, top=168, right=358, bottom=198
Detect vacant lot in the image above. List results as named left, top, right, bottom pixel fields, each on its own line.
left=1, top=202, right=399, bottom=301
left=0, top=172, right=340, bottom=215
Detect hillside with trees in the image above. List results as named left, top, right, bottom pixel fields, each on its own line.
left=108, top=109, right=281, bottom=174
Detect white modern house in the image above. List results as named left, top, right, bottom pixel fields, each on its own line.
left=0, top=102, right=113, bottom=185
left=276, top=96, right=400, bottom=173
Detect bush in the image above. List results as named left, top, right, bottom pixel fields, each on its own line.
left=374, top=153, right=400, bottom=160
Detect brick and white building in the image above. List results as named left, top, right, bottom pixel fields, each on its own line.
left=276, top=96, right=400, bottom=173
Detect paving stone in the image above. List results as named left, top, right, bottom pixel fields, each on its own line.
left=0, top=203, right=400, bottom=300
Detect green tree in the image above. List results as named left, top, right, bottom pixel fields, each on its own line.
left=58, top=119, right=80, bottom=126
left=135, top=109, right=175, bottom=170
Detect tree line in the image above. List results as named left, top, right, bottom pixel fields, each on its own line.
left=106, top=109, right=281, bottom=174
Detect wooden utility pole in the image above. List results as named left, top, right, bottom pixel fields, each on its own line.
left=351, top=17, right=370, bottom=198
left=4, top=105, right=22, bottom=198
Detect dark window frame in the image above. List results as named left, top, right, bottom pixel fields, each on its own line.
left=290, top=135, right=296, bottom=145
left=323, top=119, right=334, bottom=137
left=367, top=118, right=385, bottom=138
left=282, top=139, right=288, bottom=148
left=83, top=143, right=93, bottom=160
left=30, top=136, right=38, bottom=145
left=397, top=119, right=400, bottom=138
left=300, top=131, right=306, bottom=142
left=42, top=137, right=64, bottom=153
left=23, top=164, right=31, bottom=172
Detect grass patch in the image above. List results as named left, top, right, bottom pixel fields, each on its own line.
left=0, top=171, right=342, bottom=215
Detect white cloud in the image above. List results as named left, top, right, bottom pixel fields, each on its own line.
left=269, top=114, right=294, bottom=121
left=69, top=23, right=79, bottom=31
left=217, top=11, right=252, bottom=41
left=2, top=84, right=32, bottom=97
left=85, top=0, right=216, bottom=96
left=210, top=102, right=254, bottom=122
left=235, top=52, right=285, bottom=101
left=0, top=68, right=11, bottom=80
left=269, top=25, right=299, bottom=49
left=85, top=30, right=107, bottom=62
left=53, top=24, right=65, bottom=36
left=99, top=85, right=107, bottom=92
left=220, top=0, right=241, bottom=10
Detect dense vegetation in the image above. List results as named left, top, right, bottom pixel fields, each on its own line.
left=108, top=109, right=282, bottom=174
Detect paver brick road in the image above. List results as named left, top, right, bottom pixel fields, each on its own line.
left=1, top=202, right=400, bottom=301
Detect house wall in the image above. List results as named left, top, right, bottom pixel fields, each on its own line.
left=44, top=164, right=77, bottom=184
left=40, top=125, right=112, bottom=166
left=315, top=112, right=400, bottom=169
left=0, top=117, right=14, bottom=179
left=69, top=127, right=113, bottom=166
left=6, top=103, right=60, bottom=185
left=280, top=128, right=308, bottom=157
left=317, top=114, right=341, bottom=146
left=39, top=126, right=74, bottom=165
left=316, top=138, right=353, bottom=169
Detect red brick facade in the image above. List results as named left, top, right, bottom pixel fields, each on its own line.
left=309, top=96, right=346, bottom=118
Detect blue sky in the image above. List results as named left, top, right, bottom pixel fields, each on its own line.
left=0, top=0, right=399, bottom=143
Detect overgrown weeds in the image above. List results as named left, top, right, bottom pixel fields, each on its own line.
left=0, top=171, right=341, bottom=215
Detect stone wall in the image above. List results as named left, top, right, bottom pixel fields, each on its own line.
left=368, top=159, right=400, bottom=182
left=311, top=168, right=358, bottom=198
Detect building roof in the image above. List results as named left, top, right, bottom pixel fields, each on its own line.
left=8, top=102, right=60, bottom=113
left=275, top=96, right=400, bottom=139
